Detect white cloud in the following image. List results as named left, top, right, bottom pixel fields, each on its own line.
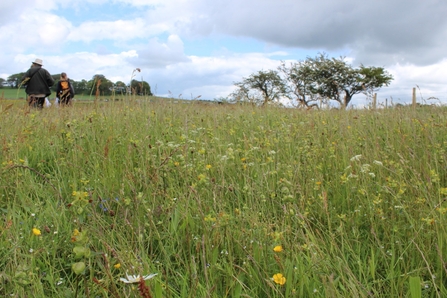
left=68, top=19, right=155, bottom=42
left=148, top=52, right=281, bottom=98
left=1, top=0, right=446, bottom=106
left=126, top=35, right=190, bottom=68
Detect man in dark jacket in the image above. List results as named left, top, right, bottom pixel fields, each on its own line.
left=21, top=58, right=54, bottom=108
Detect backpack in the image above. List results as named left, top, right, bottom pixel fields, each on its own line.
left=61, top=80, right=70, bottom=91
left=59, top=80, right=72, bottom=103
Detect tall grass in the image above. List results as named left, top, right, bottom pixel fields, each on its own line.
left=1, top=100, right=447, bottom=297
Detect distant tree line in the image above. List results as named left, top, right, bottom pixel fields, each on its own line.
left=1, top=73, right=152, bottom=97
left=229, top=53, right=393, bottom=109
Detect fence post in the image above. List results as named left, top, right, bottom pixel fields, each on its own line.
left=412, top=87, right=416, bottom=108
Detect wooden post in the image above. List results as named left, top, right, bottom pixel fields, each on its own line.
left=372, top=93, right=377, bottom=110
left=412, top=87, right=416, bottom=108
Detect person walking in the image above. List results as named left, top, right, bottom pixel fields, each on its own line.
left=56, top=72, right=75, bottom=105
left=21, top=58, right=54, bottom=109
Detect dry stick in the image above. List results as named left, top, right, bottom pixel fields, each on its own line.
left=412, top=240, right=441, bottom=298
left=5, top=164, right=63, bottom=202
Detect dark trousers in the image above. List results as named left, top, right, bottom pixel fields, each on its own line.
left=60, top=94, right=72, bottom=105
left=28, top=96, right=45, bottom=109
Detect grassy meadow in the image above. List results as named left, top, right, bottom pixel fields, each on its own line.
left=1, top=98, right=447, bottom=297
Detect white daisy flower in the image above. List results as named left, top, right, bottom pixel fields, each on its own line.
left=119, top=273, right=157, bottom=283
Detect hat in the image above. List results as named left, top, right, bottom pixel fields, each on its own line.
left=32, top=58, right=43, bottom=66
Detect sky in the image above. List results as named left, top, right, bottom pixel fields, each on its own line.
left=1, top=0, right=447, bottom=107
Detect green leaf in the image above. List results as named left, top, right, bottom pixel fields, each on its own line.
left=409, top=276, right=421, bottom=298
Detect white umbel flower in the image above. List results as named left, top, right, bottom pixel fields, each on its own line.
left=119, top=273, right=157, bottom=283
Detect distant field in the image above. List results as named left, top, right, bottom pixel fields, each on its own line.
left=0, top=87, right=163, bottom=102
left=0, top=88, right=28, bottom=99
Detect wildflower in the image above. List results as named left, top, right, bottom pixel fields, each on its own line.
left=119, top=273, right=157, bottom=283
left=422, top=217, right=435, bottom=225
left=71, top=191, right=89, bottom=205
left=350, top=155, right=362, bottom=162
left=273, top=245, right=283, bottom=252
left=373, top=160, right=383, bottom=166
left=205, top=164, right=212, bottom=170
left=32, top=228, right=41, bottom=236
left=272, top=273, right=286, bottom=285
left=114, top=263, right=121, bottom=269
left=204, top=214, right=216, bottom=222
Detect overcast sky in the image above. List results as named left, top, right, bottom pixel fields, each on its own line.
left=1, top=0, right=446, bottom=106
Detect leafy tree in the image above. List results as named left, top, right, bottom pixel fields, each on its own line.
left=279, top=61, right=321, bottom=109
left=0, top=78, right=6, bottom=88
left=7, top=73, right=26, bottom=88
left=115, top=81, right=126, bottom=88
left=71, top=79, right=89, bottom=95
left=50, top=74, right=61, bottom=92
left=130, top=79, right=152, bottom=96
left=109, top=81, right=127, bottom=95
left=87, top=75, right=113, bottom=96
left=233, top=70, right=285, bottom=106
left=299, top=53, right=393, bottom=108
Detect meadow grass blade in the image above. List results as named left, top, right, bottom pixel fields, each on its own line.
left=1, top=101, right=447, bottom=297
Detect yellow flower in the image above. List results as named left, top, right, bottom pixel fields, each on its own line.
left=273, top=273, right=286, bottom=285
left=72, top=229, right=80, bottom=236
left=204, top=214, right=216, bottom=222
left=273, top=245, right=283, bottom=252
left=72, top=191, right=89, bottom=205
left=114, top=263, right=121, bottom=269
left=32, top=228, right=41, bottom=236
left=205, top=164, right=212, bottom=170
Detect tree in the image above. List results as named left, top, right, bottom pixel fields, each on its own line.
left=7, top=73, right=26, bottom=88
left=87, top=75, right=113, bottom=96
left=299, top=53, right=393, bottom=108
left=51, top=74, right=60, bottom=92
left=71, top=79, right=89, bottom=95
left=0, top=78, right=5, bottom=88
left=279, top=61, right=321, bottom=109
left=130, top=79, right=152, bottom=96
left=233, top=70, right=285, bottom=106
